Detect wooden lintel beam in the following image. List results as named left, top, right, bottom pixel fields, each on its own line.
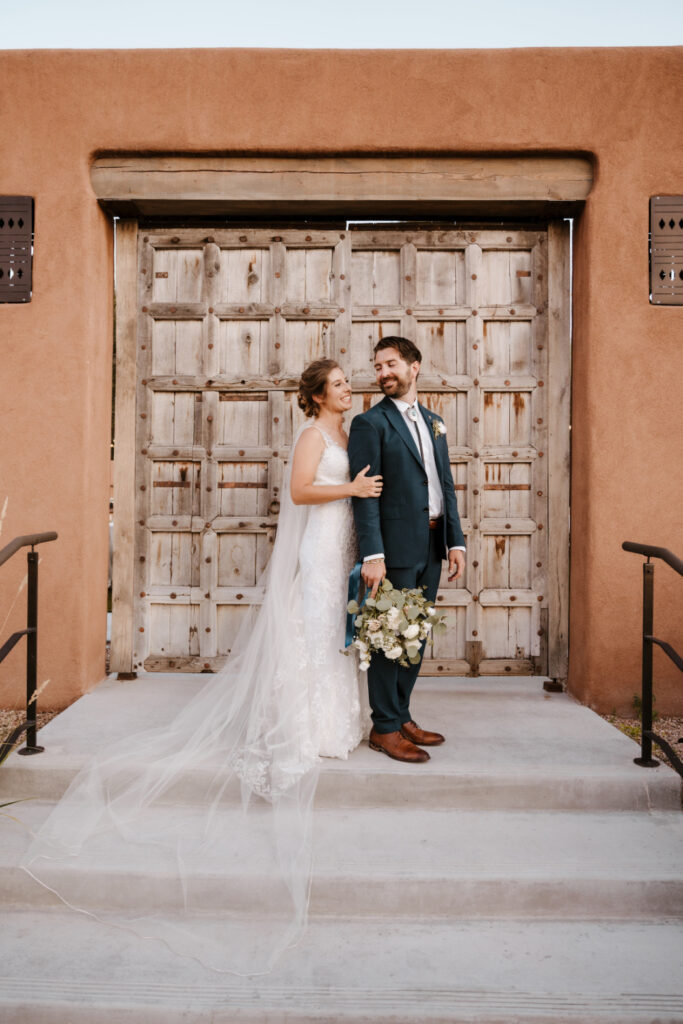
left=91, top=156, right=593, bottom=218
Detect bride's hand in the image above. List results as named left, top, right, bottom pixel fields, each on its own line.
left=351, top=465, right=383, bottom=499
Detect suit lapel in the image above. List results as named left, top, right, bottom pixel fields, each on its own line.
left=379, top=397, right=423, bottom=467
left=419, top=403, right=444, bottom=474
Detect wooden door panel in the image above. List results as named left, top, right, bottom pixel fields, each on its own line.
left=415, top=249, right=466, bottom=306
left=415, top=320, right=468, bottom=379
left=217, top=320, right=269, bottom=379
left=149, top=531, right=200, bottom=588
left=217, top=531, right=271, bottom=588
left=220, top=247, right=272, bottom=304
left=282, top=319, right=334, bottom=376
left=419, top=391, right=469, bottom=447
left=150, top=319, right=203, bottom=376
left=285, top=246, right=335, bottom=302
left=150, top=461, right=201, bottom=518
left=216, top=393, right=269, bottom=447
left=132, top=226, right=555, bottom=675
left=151, top=247, right=204, bottom=303
left=351, top=249, right=402, bottom=306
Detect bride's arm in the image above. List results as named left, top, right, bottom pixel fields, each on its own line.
left=290, top=427, right=381, bottom=505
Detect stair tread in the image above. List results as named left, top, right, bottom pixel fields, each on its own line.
left=3, top=676, right=679, bottom=812
left=7, top=803, right=683, bottom=881
left=0, top=912, right=682, bottom=1022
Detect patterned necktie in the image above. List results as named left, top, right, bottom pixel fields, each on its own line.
left=407, top=405, right=426, bottom=463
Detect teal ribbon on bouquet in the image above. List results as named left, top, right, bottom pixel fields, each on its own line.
left=345, top=561, right=366, bottom=648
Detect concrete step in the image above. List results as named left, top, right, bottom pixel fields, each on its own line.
left=3, top=676, right=682, bottom=1022
left=7, top=802, right=683, bottom=919
left=1, top=911, right=682, bottom=1022
left=2, top=676, right=680, bottom=811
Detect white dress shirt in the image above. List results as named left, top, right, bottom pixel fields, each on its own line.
left=393, top=397, right=444, bottom=518
left=363, top=397, right=466, bottom=561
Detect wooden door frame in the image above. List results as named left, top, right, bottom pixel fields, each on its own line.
left=108, top=156, right=578, bottom=680
left=111, top=219, right=138, bottom=676
left=546, top=221, right=571, bottom=682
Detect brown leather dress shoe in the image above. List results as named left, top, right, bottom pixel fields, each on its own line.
left=369, top=728, right=430, bottom=763
left=400, top=720, right=445, bottom=746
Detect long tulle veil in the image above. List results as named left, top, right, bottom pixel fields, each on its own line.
left=21, top=425, right=323, bottom=974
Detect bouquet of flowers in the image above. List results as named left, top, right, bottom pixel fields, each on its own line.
left=346, top=578, right=449, bottom=672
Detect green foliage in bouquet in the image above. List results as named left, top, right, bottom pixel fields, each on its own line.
left=346, top=578, right=449, bottom=671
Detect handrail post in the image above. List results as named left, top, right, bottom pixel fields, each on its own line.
left=17, top=548, right=44, bottom=756
left=634, top=560, right=659, bottom=767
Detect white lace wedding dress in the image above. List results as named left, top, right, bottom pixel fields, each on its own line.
left=21, top=424, right=369, bottom=974
left=299, top=425, right=368, bottom=757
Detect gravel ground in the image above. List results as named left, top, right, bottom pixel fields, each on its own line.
left=599, top=714, right=683, bottom=771
left=0, top=709, right=59, bottom=759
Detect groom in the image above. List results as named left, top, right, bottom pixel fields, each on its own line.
left=348, top=337, right=466, bottom=764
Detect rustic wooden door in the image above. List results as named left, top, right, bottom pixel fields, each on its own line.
left=125, top=224, right=567, bottom=677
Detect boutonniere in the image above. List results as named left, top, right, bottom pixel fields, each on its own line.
left=431, top=419, right=447, bottom=439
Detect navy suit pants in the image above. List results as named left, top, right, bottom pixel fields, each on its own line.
left=367, top=530, right=444, bottom=734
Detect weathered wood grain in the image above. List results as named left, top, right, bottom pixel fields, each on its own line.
left=91, top=156, right=594, bottom=218
left=110, top=220, right=138, bottom=675
left=547, top=222, right=571, bottom=682
left=120, top=225, right=569, bottom=676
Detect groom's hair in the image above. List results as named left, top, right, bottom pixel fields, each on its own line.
left=373, top=336, right=422, bottom=365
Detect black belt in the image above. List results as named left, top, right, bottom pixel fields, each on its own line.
left=428, top=516, right=444, bottom=531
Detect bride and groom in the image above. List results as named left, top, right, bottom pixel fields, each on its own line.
left=21, top=335, right=465, bottom=973
left=291, top=334, right=466, bottom=763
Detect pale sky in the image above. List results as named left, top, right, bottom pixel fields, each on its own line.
left=1, top=0, right=681, bottom=49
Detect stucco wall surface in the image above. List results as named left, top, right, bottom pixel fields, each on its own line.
left=0, top=47, right=681, bottom=713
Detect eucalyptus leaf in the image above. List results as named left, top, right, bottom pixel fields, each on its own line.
left=376, top=598, right=392, bottom=612
left=347, top=600, right=359, bottom=614
left=365, top=597, right=376, bottom=608
left=409, top=654, right=422, bottom=665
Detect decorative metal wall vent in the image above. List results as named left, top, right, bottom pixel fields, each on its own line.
left=0, top=197, right=33, bottom=303
left=650, top=196, right=683, bottom=306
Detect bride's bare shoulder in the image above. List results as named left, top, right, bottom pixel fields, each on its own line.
left=299, top=423, right=326, bottom=442
left=293, top=424, right=326, bottom=455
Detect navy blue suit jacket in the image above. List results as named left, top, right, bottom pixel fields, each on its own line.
left=348, top=397, right=465, bottom=568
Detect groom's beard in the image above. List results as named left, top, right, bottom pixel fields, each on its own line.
left=378, top=368, right=412, bottom=398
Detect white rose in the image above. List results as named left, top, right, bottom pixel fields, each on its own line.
left=402, top=623, right=420, bottom=640
left=425, top=606, right=435, bottom=617
left=421, top=621, right=433, bottom=634
left=386, top=607, right=400, bottom=629
left=354, top=639, right=368, bottom=652
left=371, top=633, right=384, bottom=648
left=367, top=619, right=381, bottom=633
left=359, top=659, right=370, bottom=672
left=385, top=646, right=403, bottom=660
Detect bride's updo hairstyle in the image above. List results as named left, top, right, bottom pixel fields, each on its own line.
left=297, top=358, right=341, bottom=418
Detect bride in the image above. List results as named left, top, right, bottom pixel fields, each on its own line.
left=21, top=358, right=380, bottom=975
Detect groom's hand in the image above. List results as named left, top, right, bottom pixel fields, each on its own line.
left=448, top=550, right=466, bottom=581
left=361, top=559, right=386, bottom=598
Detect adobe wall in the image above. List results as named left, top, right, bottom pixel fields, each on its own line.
left=0, top=47, right=681, bottom=713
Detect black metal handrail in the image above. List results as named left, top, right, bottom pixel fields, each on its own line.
left=622, top=541, right=683, bottom=577
left=622, top=541, right=683, bottom=777
left=0, top=532, right=57, bottom=760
